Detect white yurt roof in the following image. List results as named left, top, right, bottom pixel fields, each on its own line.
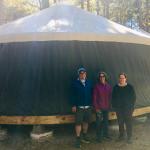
left=0, top=4, right=149, bottom=45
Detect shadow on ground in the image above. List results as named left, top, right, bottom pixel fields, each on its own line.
left=0, top=116, right=150, bottom=150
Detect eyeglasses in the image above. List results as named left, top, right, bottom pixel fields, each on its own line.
left=80, top=72, right=86, bottom=74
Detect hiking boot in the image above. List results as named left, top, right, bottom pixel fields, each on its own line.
left=103, top=136, right=112, bottom=141
left=81, top=133, right=90, bottom=144
left=96, top=137, right=102, bottom=143
left=116, top=135, right=125, bottom=142
left=75, top=137, right=81, bottom=148
left=127, top=137, right=133, bottom=144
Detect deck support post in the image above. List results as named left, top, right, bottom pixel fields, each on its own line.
left=30, top=125, right=53, bottom=141
left=0, top=126, right=8, bottom=141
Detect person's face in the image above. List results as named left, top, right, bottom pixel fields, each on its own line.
left=99, top=73, right=106, bottom=84
left=79, top=71, right=86, bottom=80
left=119, top=74, right=127, bottom=85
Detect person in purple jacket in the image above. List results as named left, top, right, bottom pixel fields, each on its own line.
left=93, top=71, right=112, bottom=142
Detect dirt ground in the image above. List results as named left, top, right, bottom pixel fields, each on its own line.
left=0, top=116, right=150, bottom=150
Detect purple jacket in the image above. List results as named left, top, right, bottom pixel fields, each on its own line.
left=93, top=82, right=112, bottom=110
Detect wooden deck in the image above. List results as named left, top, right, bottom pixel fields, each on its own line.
left=0, top=106, right=150, bottom=125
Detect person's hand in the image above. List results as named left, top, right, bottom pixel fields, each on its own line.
left=72, top=106, right=77, bottom=113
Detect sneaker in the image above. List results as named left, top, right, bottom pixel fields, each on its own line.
left=81, top=133, right=90, bottom=144
left=75, top=137, right=81, bottom=148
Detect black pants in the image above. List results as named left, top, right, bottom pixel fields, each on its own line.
left=116, top=109, right=133, bottom=139
left=96, top=110, right=109, bottom=139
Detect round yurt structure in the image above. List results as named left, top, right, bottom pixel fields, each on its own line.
left=0, top=4, right=150, bottom=124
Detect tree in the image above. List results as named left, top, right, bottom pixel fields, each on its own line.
left=134, top=0, right=142, bottom=28
left=105, top=0, right=110, bottom=18
left=96, top=0, right=100, bottom=15
left=87, top=0, right=90, bottom=11
left=145, top=0, right=150, bottom=32
left=0, top=0, right=5, bottom=25
left=81, top=0, right=85, bottom=9
left=100, top=0, right=110, bottom=18
left=39, top=0, right=49, bottom=9
left=1, top=0, right=149, bottom=33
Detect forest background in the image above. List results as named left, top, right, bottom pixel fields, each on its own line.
left=0, top=0, right=149, bottom=33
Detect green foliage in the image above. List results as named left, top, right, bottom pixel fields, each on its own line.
left=4, top=0, right=39, bottom=13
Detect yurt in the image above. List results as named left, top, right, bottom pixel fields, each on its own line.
left=0, top=4, right=150, bottom=124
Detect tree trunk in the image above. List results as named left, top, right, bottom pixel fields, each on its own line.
left=105, top=0, right=110, bottom=19
left=0, top=0, right=5, bottom=25
left=119, top=0, right=125, bottom=25
left=101, top=0, right=109, bottom=18
left=87, top=0, right=90, bottom=11
left=81, top=0, right=85, bottom=9
left=145, top=0, right=149, bottom=32
left=136, top=0, right=142, bottom=29
left=101, top=0, right=105, bottom=17
left=96, top=0, right=100, bottom=15
left=40, top=0, right=49, bottom=10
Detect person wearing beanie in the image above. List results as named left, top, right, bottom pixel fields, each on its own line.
left=71, top=67, right=92, bottom=148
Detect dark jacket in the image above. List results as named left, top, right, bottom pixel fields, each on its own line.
left=112, top=84, right=136, bottom=110
left=93, top=83, right=112, bottom=110
left=71, top=79, right=92, bottom=107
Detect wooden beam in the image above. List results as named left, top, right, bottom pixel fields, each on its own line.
left=0, top=106, right=150, bottom=125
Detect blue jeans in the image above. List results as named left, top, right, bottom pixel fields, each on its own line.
left=96, top=110, right=109, bottom=139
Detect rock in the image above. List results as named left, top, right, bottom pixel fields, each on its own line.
left=30, top=125, right=53, bottom=142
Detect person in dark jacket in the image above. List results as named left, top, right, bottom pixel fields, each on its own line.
left=112, top=73, right=136, bottom=144
left=71, top=68, right=92, bottom=148
left=93, top=71, right=112, bottom=142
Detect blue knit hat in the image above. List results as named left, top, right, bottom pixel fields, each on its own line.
left=77, top=67, right=86, bottom=75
